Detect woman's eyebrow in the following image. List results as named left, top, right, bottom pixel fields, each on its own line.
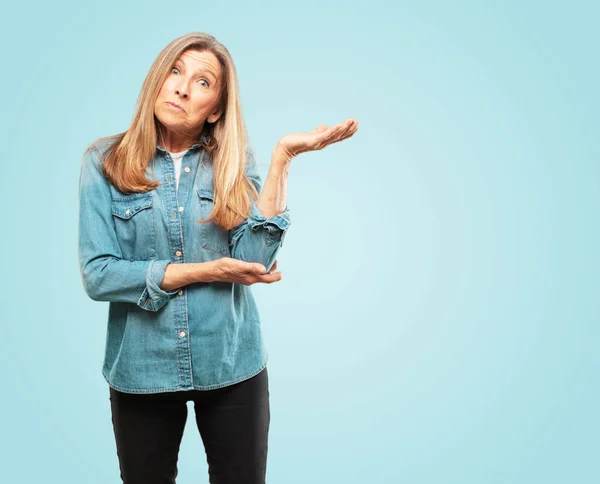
left=175, top=60, right=217, bottom=80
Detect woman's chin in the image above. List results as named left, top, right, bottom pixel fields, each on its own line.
left=155, top=112, right=183, bottom=129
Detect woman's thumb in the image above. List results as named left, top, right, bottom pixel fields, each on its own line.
left=255, top=263, right=267, bottom=274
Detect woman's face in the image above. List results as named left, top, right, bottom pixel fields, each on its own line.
left=154, top=49, right=223, bottom=140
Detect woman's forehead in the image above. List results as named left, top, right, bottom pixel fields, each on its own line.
left=177, top=50, right=221, bottom=78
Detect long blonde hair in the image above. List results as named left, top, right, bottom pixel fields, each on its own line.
left=85, top=32, right=259, bottom=231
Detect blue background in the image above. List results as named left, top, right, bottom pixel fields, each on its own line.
left=1, top=1, right=598, bottom=482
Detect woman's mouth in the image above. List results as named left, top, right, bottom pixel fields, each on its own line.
left=166, top=102, right=185, bottom=112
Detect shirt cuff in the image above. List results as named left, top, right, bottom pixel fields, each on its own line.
left=248, top=202, right=291, bottom=246
left=137, top=259, right=179, bottom=311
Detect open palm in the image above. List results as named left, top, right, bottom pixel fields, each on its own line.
left=277, top=118, right=359, bottom=160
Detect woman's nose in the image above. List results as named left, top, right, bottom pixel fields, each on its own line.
left=175, top=82, right=188, bottom=98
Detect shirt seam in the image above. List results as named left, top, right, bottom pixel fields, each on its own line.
left=102, top=354, right=268, bottom=394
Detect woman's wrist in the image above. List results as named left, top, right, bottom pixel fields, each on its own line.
left=191, top=261, right=220, bottom=284
left=272, top=143, right=293, bottom=169
left=160, top=261, right=218, bottom=291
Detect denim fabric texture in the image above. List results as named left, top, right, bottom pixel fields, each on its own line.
left=78, top=136, right=290, bottom=394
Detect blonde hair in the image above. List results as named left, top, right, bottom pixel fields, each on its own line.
left=85, top=32, right=259, bottom=231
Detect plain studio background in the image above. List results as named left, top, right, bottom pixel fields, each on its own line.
left=0, top=1, right=598, bottom=483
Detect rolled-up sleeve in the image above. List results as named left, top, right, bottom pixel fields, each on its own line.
left=78, top=146, right=179, bottom=312
left=247, top=200, right=291, bottom=246
left=137, top=259, right=181, bottom=311
left=228, top=147, right=291, bottom=271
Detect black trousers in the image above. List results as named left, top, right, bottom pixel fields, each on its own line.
left=109, top=367, right=270, bottom=484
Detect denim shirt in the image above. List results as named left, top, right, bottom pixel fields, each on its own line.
left=78, top=136, right=291, bottom=394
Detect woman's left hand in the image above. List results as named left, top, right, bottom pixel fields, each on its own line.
left=276, top=118, right=359, bottom=161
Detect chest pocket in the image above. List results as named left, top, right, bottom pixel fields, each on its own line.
left=197, top=188, right=231, bottom=256
left=111, top=194, right=156, bottom=261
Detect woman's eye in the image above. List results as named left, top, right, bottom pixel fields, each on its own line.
left=171, top=68, right=208, bottom=87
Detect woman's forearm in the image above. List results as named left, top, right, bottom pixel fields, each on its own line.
left=160, top=261, right=216, bottom=291
left=256, top=146, right=291, bottom=218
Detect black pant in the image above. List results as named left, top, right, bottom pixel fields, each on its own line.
left=109, top=367, right=270, bottom=484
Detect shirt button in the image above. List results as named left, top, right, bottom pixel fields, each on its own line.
left=125, top=208, right=130, bottom=215
left=175, top=250, right=182, bottom=257
left=179, top=331, right=186, bottom=338
left=184, top=167, right=190, bottom=173
left=178, top=289, right=183, bottom=296
left=178, top=206, right=184, bottom=212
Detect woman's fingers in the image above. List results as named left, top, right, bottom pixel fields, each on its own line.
left=243, top=262, right=266, bottom=274
left=320, top=119, right=357, bottom=146
left=259, top=261, right=281, bottom=283
left=329, top=121, right=358, bottom=145
left=332, top=120, right=358, bottom=141
left=277, top=118, right=358, bottom=156
left=230, top=260, right=282, bottom=284
left=313, top=125, right=329, bottom=134
left=257, top=272, right=283, bottom=284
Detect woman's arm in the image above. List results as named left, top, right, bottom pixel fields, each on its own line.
left=256, top=119, right=359, bottom=219
left=159, top=262, right=216, bottom=291
left=228, top=119, right=358, bottom=270
left=160, top=259, right=284, bottom=290
left=255, top=146, right=291, bottom=218
left=79, top=147, right=192, bottom=312
left=228, top=147, right=292, bottom=271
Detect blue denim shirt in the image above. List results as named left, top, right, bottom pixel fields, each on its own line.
left=78, top=136, right=291, bottom=394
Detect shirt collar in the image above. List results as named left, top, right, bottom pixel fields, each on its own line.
left=156, top=133, right=208, bottom=154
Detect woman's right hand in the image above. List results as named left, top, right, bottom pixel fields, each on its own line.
left=211, top=258, right=282, bottom=285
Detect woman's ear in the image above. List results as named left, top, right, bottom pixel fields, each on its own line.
left=208, top=110, right=223, bottom=124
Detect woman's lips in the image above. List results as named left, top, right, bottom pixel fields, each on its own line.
left=167, top=102, right=184, bottom=112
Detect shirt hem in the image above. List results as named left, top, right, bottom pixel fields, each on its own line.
left=102, top=354, right=268, bottom=394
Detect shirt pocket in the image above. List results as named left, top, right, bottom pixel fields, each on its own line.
left=196, top=188, right=231, bottom=256
left=110, top=194, right=156, bottom=261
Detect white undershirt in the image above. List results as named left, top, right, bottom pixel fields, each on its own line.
left=167, top=149, right=189, bottom=191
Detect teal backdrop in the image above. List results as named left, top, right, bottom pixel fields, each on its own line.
left=1, top=1, right=598, bottom=482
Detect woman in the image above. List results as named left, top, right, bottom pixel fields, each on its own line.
left=78, top=32, right=358, bottom=484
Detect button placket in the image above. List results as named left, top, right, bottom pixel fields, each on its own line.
left=154, top=150, right=194, bottom=389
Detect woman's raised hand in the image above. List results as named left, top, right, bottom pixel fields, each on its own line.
left=276, top=118, right=359, bottom=160
left=212, top=258, right=282, bottom=285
